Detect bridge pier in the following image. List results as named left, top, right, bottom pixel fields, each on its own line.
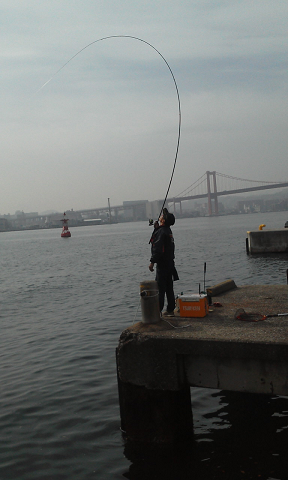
left=114, top=207, right=119, bottom=222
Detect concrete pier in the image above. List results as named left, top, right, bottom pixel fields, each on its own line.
left=247, top=228, right=288, bottom=253
left=117, top=284, right=288, bottom=443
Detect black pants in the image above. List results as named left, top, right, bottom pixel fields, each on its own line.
left=156, top=266, right=175, bottom=312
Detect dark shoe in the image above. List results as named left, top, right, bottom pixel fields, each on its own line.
left=162, top=310, right=174, bottom=317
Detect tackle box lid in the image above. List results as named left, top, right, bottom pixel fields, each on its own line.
left=178, top=294, right=207, bottom=302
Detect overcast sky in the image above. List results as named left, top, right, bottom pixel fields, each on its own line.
left=1, top=0, right=287, bottom=214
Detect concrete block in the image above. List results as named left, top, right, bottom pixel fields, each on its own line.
left=247, top=229, right=288, bottom=253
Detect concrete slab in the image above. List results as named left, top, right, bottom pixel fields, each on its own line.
left=117, top=285, right=288, bottom=395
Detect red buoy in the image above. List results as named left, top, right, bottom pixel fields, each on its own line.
left=60, top=212, right=71, bottom=238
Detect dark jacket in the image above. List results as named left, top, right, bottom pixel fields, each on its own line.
left=150, top=225, right=175, bottom=268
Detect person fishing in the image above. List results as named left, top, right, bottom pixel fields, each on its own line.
left=149, top=208, right=179, bottom=316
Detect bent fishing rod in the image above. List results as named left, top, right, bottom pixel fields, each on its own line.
left=36, top=36, right=181, bottom=220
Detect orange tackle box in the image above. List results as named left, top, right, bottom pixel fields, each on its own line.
left=177, top=294, right=209, bottom=318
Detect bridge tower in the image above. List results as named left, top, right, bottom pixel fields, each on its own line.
left=206, top=171, right=219, bottom=216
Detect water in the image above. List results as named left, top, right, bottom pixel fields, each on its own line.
left=0, top=211, right=288, bottom=479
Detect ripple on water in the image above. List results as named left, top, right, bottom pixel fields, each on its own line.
left=0, top=215, right=288, bottom=478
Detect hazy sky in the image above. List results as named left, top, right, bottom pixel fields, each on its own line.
left=1, top=0, right=287, bottom=214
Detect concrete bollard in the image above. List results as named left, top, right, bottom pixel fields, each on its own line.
left=140, top=280, right=161, bottom=324
left=206, top=279, right=237, bottom=297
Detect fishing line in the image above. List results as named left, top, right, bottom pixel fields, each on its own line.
left=163, top=319, right=193, bottom=329
left=36, top=35, right=181, bottom=219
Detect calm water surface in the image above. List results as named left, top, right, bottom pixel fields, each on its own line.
left=0, top=212, right=288, bottom=479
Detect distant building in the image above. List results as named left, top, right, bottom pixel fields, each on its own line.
left=146, top=200, right=163, bottom=220
left=0, top=218, right=10, bottom=231
left=123, top=200, right=148, bottom=221
left=238, top=200, right=264, bottom=213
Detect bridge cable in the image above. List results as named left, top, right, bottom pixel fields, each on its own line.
left=215, top=172, right=281, bottom=184
left=175, top=175, right=207, bottom=198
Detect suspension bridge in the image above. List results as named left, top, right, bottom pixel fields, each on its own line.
left=5, top=171, right=288, bottom=230
left=64, top=171, right=288, bottom=222
left=167, top=171, right=288, bottom=216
